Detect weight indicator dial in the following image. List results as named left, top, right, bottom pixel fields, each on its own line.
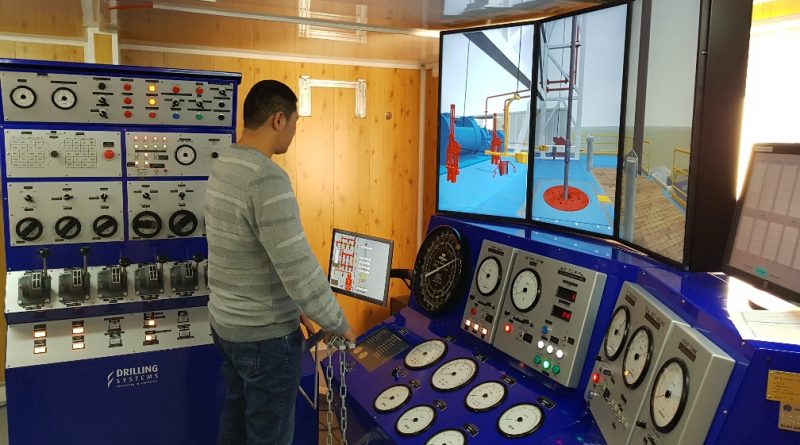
left=10, top=86, right=36, bottom=108
left=623, top=326, right=653, bottom=389
left=604, top=306, right=630, bottom=361
left=510, top=269, right=541, bottom=312
left=412, top=226, right=468, bottom=314
left=431, top=357, right=477, bottom=391
left=476, top=256, right=501, bottom=295
left=404, top=339, right=447, bottom=370
left=650, top=358, right=689, bottom=433
left=425, top=429, right=466, bottom=445
left=51, top=87, right=77, bottom=110
left=465, top=381, right=506, bottom=412
left=497, top=403, right=544, bottom=438
left=373, top=384, right=411, bottom=413
left=395, top=405, right=436, bottom=437
left=175, top=144, right=197, bottom=165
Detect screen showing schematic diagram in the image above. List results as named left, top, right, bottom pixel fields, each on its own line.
left=329, top=229, right=394, bottom=305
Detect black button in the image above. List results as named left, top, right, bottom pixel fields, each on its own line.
left=484, top=314, right=493, bottom=323
left=522, top=333, right=533, bottom=343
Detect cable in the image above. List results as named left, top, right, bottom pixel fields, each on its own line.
left=462, top=38, right=471, bottom=120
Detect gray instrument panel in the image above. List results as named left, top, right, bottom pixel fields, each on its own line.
left=460, top=240, right=515, bottom=343
left=4, top=129, right=122, bottom=178
left=125, top=132, right=230, bottom=177
left=127, top=180, right=206, bottom=240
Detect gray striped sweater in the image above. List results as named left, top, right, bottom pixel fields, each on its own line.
left=205, top=144, right=349, bottom=342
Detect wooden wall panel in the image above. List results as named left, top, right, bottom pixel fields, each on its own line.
left=0, top=0, right=84, bottom=38
left=423, top=68, right=439, bottom=228
left=121, top=50, right=420, bottom=335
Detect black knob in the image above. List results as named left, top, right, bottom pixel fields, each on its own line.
left=98, top=82, right=107, bottom=90
left=100, top=193, right=108, bottom=201
left=178, top=192, right=186, bottom=200
left=172, top=99, right=180, bottom=108
left=156, top=255, right=168, bottom=264
left=63, top=193, right=73, bottom=201
left=119, top=257, right=130, bottom=268
left=211, top=152, right=219, bottom=159
left=79, top=247, right=91, bottom=256
left=196, top=100, right=204, bottom=108
left=218, top=101, right=225, bottom=108
left=220, top=89, right=227, bottom=96
left=98, top=97, right=108, bottom=105
left=192, top=253, right=204, bottom=263
left=50, top=150, right=59, bottom=158
left=55, top=216, right=81, bottom=240
left=93, top=215, right=118, bottom=238
left=39, top=248, right=50, bottom=258
left=99, top=110, right=108, bottom=119
left=218, top=114, right=225, bottom=121
left=142, top=192, right=151, bottom=200
left=636, top=421, right=647, bottom=429
left=24, top=194, right=33, bottom=202
left=16, top=217, right=43, bottom=241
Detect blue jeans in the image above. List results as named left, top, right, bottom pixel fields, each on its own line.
left=212, top=328, right=303, bottom=445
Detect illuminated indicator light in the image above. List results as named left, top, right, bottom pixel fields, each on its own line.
left=123, top=83, right=132, bottom=91
left=135, top=161, right=139, bottom=166
left=504, top=324, right=512, bottom=333
left=546, top=345, right=554, bottom=354
left=537, top=340, right=545, bottom=349
left=481, top=327, right=488, bottom=335
left=556, top=349, right=565, bottom=359
left=541, top=326, right=549, bottom=334
left=552, top=365, right=561, bottom=375
left=173, top=113, right=180, bottom=119
left=172, top=85, right=180, bottom=93
left=148, top=98, right=157, bottom=106
left=195, top=113, right=203, bottom=120
left=144, top=145, right=148, bottom=149
left=72, top=327, right=84, bottom=335
left=470, top=307, right=477, bottom=316
left=162, top=136, right=167, bottom=141
left=134, top=136, right=139, bottom=140
left=145, top=161, right=149, bottom=166
left=145, top=334, right=153, bottom=341
left=149, top=112, right=156, bottom=119
left=146, top=320, right=155, bottom=327
left=196, top=86, right=204, bottom=94
left=542, top=360, right=551, bottom=370
left=34, top=346, right=47, bottom=354
left=144, top=136, right=148, bottom=141
left=34, top=330, right=46, bottom=338
left=72, top=342, right=85, bottom=350
left=124, top=111, right=132, bottom=118
left=472, top=324, right=479, bottom=332
left=591, top=372, right=600, bottom=384
left=465, top=320, right=471, bottom=327
left=534, top=354, right=542, bottom=365
left=163, top=144, right=167, bottom=148
left=134, top=144, right=139, bottom=149
left=147, top=84, right=157, bottom=92
left=124, top=97, right=132, bottom=105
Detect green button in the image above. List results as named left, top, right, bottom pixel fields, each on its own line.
left=542, top=359, right=551, bottom=370
left=553, top=365, right=561, bottom=375
left=195, top=113, right=204, bottom=120
left=534, top=354, right=542, bottom=365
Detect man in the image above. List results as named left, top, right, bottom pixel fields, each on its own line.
left=205, top=79, right=356, bottom=445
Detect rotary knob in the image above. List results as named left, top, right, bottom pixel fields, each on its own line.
left=54, top=216, right=81, bottom=240
left=131, top=211, right=162, bottom=238
left=169, top=210, right=198, bottom=237
left=93, top=215, right=119, bottom=238
left=15, top=217, right=44, bottom=242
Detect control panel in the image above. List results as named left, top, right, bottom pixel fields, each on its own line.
left=125, top=131, right=229, bottom=177
left=1, top=71, right=235, bottom=126
left=492, top=249, right=606, bottom=388
left=7, top=181, right=124, bottom=245
left=460, top=240, right=515, bottom=343
left=585, top=282, right=689, bottom=445
left=127, top=180, right=206, bottom=240
left=4, top=129, right=121, bottom=178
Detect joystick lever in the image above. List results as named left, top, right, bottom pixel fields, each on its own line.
left=39, top=248, right=50, bottom=275
left=79, top=247, right=90, bottom=274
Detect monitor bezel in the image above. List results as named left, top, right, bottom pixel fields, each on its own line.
left=328, top=228, right=395, bottom=307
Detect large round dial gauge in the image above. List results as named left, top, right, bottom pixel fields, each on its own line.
left=497, top=403, right=544, bottom=438
left=604, top=306, right=630, bottom=361
left=431, top=358, right=478, bottom=392
left=425, top=429, right=467, bottom=445
left=623, top=326, right=653, bottom=389
left=475, top=257, right=501, bottom=295
left=395, top=405, right=436, bottom=437
left=465, top=381, right=506, bottom=412
left=404, top=339, right=448, bottom=370
left=373, top=384, right=411, bottom=413
left=51, top=87, right=77, bottom=110
left=412, top=226, right=468, bottom=315
left=650, top=358, right=689, bottom=433
left=10, top=86, right=36, bottom=108
left=510, top=269, right=541, bottom=312
left=175, top=144, right=197, bottom=165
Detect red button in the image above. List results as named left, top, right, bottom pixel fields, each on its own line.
left=196, top=86, right=204, bottom=95
left=123, top=83, right=132, bottom=91
left=123, top=97, right=132, bottom=105
left=470, top=307, right=477, bottom=315
left=172, top=85, right=181, bottom=93
left=124, top=110, right=132, bottom=118
left=149, top=112, right=156, bottom=119
left=103, top=150, right=115, bottom=160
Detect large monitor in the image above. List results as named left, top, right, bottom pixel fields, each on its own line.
left=328, top=229, right=394, bottom=306
left=724, top=143, right=800, bottom=304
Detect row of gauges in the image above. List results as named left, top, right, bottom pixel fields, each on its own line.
left=373, top=339, right=545, bottom=442
left=15, top=210, right=199, bottom=242
left=11, top=86, right=76, bottom=110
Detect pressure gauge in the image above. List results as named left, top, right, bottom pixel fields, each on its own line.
left=650, top=358, right=689, bottom=433
left=623, top=326, right=653, bottom=389
left=10, top=86, right=36, bottom=108
left=425, top=429, right=467, bottom=445
left=604, top=306, right=630, bottom=361
left=404, top=339, right=447, bottom=370
left=373, top=384, right=411, bottom=413
left=395, top=405, right=436, bottom=437
left=175, top=144, right=197, bottom=165
left=497, top=403, right=544, bottom=438
left=51, top=87, right=77, bottom=110
left=476, top=257, right=501, bottom=295
left=412, top=226, right=468, bottom=314
left=510, top=269, right=541, bottom=312
left=431, top=357, right=478, bottom=391
left=465, top=381, right=506, bottom=412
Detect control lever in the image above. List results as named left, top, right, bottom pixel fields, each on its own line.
left=40, top=248, right=49, bottom=276
left=80, top=247, right=90, bottom=274
left=97, top=257, right=130, bottom=301
left=18, top=249, right=52, bottom=307
left=98, top=110, right=108, bottom=119
left=156, top=255, right=168, bottom=269
left=58, top=247, right=91, bottom=304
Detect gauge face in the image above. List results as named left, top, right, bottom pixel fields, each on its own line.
left=431, top=357, right=478, bottom=391
left=175, top=144, right=197, bottom=165
left=412, top=226, right=467, bottom=314
left=10, top=86, right=36, bottom=108
left=51, top=87, right=77, bottom=110
left=510, top=269, right=541, bottom=312
left=475, top=257, right=501, bottom=296
left=623, top=326, right=653, bottom=389
left=497, top=403, right=544, bottom=438
left=465, top=381, right=506, bottom=412
left=373, top=384, right=411, bottom=413
left=425, top=429, right=466, bottom=445
left=650, top=358, right=689, bottom=433
left=404, top=339, right=448, bottom=370
left=604, top=306, right=630, bottom=361
left=395, top=405, right=436, bottom=437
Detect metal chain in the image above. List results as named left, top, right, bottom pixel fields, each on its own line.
left=325, top=340, right=335, bottom=445
left=339, top=344, right=349, bottom=445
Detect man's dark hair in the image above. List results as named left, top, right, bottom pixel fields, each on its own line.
left=243, top=80, right=298, bottom=130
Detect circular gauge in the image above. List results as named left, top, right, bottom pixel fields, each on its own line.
left=475, top=257, right=501, bottom=296
left=497, top=403, right=544, bottom=438
left=404, top=339, right=448, bottom=370
left=93, top=215, right=119, bottom=238
left=431, top=357, right=478, bottom=392
left=10, top=86, right=36, bottom=108
left=465, top=381, right=506, bottom=412
left=131, top=211, right=162, bottom=239
left=373, top=384, right=411, bottom=413
left=395, top=405, right=436, bottom=437
left=623, top=326, right=653, bottom=389
left=510, top=269, right=541, bottom=312
left=604, top=306, right=630, bottom=361
left=650, top=358, right=689, bottom=433
left=51, top=87, right=77, bottom=110
left=54, top=216, right=81, bottom=240
left=175, top=144, right=197, bottom=166
left=412, top=226, right=468, bottom=315
left=15, top=217, right=43, bottom=242
left=169, top=210, right=198, bottom=237
left=425, top=429, right=467, bottom=445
